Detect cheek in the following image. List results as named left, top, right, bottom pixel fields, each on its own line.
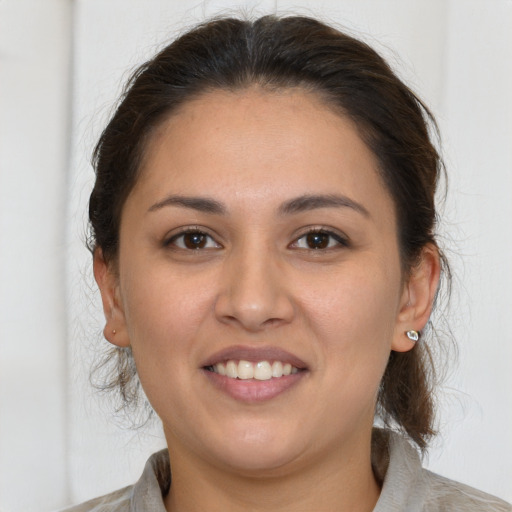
left=119, top=266, right=220, bottom=418
left=120, top=262, right=217, bottom=365
left=299, top=261, right=401, bottom=343
left=301, top=264, right=400, bottom=417
left=299, top=259, right=401, bottom=399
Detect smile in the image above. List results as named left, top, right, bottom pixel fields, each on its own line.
left=206, top=360, right=300, bottom=380
left=201, top=347, right=307, bottom=402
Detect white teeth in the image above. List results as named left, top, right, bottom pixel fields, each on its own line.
left=226, top=360, right=238, bottom=378
left=271, top=361, right=283, bottom=377
left=210, top=359, right=301, bottom=379
left=215, top=362, right=226, bottom=376
left=254, top=361, right=272, bottom=380
left=238, top=360, right=254, bottom=380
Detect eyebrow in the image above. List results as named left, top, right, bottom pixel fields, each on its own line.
left=148, top=195, right=226, bottom=215
left=147, top=193, right=369, bottom=217
left=278, top=194, right=370, bottom=217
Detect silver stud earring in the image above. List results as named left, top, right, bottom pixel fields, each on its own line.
left=112, top=329, right=117, bottom=335
left=405, top=330, right=419, bottom=342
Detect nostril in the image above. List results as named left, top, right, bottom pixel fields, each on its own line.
left=262, top=317, right=283, bottom=328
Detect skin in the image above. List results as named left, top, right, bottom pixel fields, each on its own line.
left=95, top=87, right=440, bottom=512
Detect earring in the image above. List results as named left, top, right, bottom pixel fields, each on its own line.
left=112, top=329, right=117, bottom=335
left=405, top=330, right=419, bottom=342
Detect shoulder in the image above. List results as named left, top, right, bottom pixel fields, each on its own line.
left=57, top=485, right=132, bottom=512
left=56, top=449, right=170, bottom=512
left=421, top=470, right=511, bottom=512
left=374, top=429, right=511, bottom=512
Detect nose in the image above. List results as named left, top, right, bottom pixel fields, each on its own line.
left=214, top=245, right=295, bottom=332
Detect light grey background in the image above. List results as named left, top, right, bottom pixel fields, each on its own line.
left=0, top=1, right=511, bottom=511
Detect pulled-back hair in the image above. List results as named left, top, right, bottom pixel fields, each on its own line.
left=89, top=15, right=449, bottom=451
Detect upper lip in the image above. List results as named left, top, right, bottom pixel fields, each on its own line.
left=201, top=345, right=308, bottom=369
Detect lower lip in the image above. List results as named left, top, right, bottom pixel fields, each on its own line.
left=202, top=369, right=306, bottom=402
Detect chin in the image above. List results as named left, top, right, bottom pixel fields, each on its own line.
left=205, top=424, right=307, bottom=475
left=220, top=447, right=302, bottom=475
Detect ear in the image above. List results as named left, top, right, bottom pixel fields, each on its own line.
left=93, top=248, right=130, bottom=348
left=392, top=244, right=441, bottom=352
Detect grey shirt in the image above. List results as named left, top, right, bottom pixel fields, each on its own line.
left=60, top=430, right=511, bottom=511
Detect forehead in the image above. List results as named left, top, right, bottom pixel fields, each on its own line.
left=132, top=87, right=395, bottom=221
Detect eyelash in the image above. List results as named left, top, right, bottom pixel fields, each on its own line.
left=164, top=228, right=221, bottom=250
left=164, top=227, right=349, bottom=251
left=291, top=228, right=349, bottom=251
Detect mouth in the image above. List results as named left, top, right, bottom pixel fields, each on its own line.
left=201, top=346, right=308, bottom=402
left=205, top=359, right=301, bottom=380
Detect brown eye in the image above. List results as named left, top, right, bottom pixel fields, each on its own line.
left=183, top=232, right=207, bottom=249
left=292, top=230, right=348, bottom=250
left=305, top=232, right=330, bottom=249
left=168, top=230, right=221, bottom=250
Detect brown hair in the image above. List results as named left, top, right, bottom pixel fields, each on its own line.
left=89, top=15, right=449, bottom=451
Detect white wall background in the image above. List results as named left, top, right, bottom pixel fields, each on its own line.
left=0, top=0, right=511, bottom=510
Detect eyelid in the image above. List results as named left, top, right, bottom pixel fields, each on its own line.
left=163, top=226, right=223, bottom=249
left=289, top=226, right=350, bottom=249
left=162, top=225, right=349, bottom=251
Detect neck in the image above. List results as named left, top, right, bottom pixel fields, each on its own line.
left=163, top=429, right=380, bottom=512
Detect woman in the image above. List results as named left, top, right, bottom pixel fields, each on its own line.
left=62, top=15, right=510, bottom=512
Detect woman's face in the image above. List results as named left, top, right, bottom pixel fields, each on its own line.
left=101, top=88, right=417, bottom=474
